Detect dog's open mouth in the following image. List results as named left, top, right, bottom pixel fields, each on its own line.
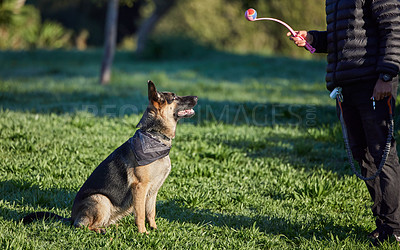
left=177, top=109, right=195, bottom=117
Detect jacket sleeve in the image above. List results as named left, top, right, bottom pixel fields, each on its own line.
left=372, top=0, right=400, bottom=77
left=308, top=30, right=328, bottom=54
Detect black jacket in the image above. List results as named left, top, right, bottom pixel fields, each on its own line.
left=309, top=0, right=400, bottom=91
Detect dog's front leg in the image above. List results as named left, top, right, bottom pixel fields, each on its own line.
left=133, top=183, right=148, bottom=234
left=145, top=191, right=158, bottom=230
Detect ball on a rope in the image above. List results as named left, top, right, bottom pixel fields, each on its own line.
left=245, top=8, right=257, bottom=21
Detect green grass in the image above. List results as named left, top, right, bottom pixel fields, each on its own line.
left=1, top=50, right=400, bottom=249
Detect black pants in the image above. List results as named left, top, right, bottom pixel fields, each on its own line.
left=337, top=80, right=400, bottom=234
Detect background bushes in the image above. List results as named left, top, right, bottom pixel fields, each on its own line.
left=1, top=0, right=326, bottom=56
left=0, top=0, right=73, bottom=50
left=154, top=0, right=325, bottom=56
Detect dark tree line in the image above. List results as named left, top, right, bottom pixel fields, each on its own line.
left=100, top=0, right=177, bottom=84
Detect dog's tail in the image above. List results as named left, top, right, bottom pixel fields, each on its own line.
left=22, top=212, right=71, bottom=225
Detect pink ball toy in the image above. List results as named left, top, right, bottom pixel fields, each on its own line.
left=245, top=8, right=257, bottom=21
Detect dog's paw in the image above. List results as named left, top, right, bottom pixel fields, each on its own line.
left=149, top=222, right=157, bottom=231
left=90, top=227, right=107, bottom=234
left=139, top=229, right=149, bottom=235
left=138, top=226, right=149, bottom=234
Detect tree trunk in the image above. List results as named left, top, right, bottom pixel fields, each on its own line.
left=100, top=0, right=119, bottom=85
left=135, top=0, right=176, bottom=55
left=15, top=0, right=26, bottom=12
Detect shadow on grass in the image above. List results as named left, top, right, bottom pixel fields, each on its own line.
left=221, top=128, right=351, bottom=176
left=1, top=88, right=148, bottom=116
left=0, top=179, right=75, bottom=221
left=0, top=50, right=103, bottom=79
left=1, top=85, right=339, bottom=127
left=0, top=48, right=326, bottom=84
left=192, top=100, right=339, bottom=127
left=157, top=200, right=369, bottom=242
left=0, top=178, right=369, bottom=242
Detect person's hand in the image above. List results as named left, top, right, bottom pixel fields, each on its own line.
left=287, top=31, right=313, bottom=47
left=373, top=79, right=393, bottom=101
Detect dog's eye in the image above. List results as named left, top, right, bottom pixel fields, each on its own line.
left=166, top=96, right=176, bottom=104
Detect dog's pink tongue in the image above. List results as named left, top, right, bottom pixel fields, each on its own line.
left=178, top=109, right=195, bottom=117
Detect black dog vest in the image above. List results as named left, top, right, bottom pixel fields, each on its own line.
left=129, top=130, right=171, bottom=166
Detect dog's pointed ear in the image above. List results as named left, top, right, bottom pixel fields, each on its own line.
left=148, top=80, right=160, bottom=102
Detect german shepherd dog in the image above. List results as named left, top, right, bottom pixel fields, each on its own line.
left=23, top=80, right=198, bottom=234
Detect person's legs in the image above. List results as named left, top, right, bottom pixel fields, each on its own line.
left=339, top=83, right=400, bottom=242
left=360, top=98, right=400, bottom=239
left=338, top=90, right=382, bottom=216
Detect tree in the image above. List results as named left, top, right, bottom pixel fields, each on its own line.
left=99, top=0, right=177, bottom=84
left=100, top=0, right=119, bottom=85
left=135, top=0, right=177, bottom=55
left=0, top=0, right=26, bottom=25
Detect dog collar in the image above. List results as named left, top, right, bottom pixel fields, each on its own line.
left=147, top=130, right=172, bottom=142
left=129, top=130, right=171, bottom=166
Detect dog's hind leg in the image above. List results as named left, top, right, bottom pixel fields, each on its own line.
left=72, top=194, right=112, bottom=233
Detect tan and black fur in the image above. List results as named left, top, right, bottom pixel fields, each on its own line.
left=22, top=80, right=198, bottom=234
